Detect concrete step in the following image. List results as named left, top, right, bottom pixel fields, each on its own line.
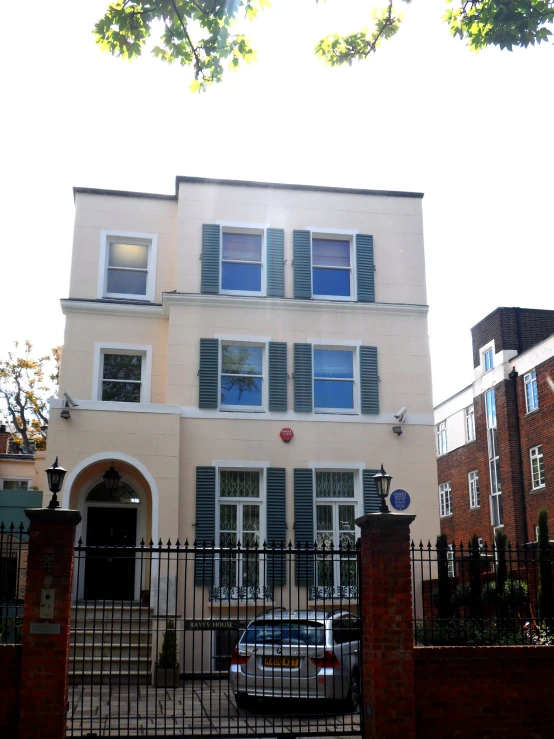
left=70, top=629, right=153, bottom=646
left=71, top=643, right=151, bottom=659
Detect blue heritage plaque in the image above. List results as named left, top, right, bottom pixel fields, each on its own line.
left=390, top=489, right=410, bottom=511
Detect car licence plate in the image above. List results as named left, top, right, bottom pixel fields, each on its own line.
left=264, top=656, right=299, bottom=668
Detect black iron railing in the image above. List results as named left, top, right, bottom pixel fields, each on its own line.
left=67, top=541, right=362, bottom=738
left=412, top=540, right=554, bottom=646
left=0, top=522, right=28, bottom=644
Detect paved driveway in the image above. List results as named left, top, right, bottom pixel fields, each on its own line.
left=67, top=679, right=361, bottom=737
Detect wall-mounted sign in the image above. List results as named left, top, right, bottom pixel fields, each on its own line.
left=390, top=489, right=410, bottom=511
left=280, top=428, right=294, bottom=443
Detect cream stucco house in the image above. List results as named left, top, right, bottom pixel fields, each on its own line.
left=43, top=176, right=439, bottom=672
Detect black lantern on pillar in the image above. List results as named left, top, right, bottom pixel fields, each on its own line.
left=103, top=464, right=121, bottom=495
left=373, top=464, right=393, bottom=513
left=46, top=457, right=67, bottom=509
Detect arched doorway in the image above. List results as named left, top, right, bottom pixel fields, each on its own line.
left=83, top=479, right=141, bottom=600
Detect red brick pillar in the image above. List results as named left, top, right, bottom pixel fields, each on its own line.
left=18, top=508, right=81, bottom=739
left=356, top=512, right=416, bottom=739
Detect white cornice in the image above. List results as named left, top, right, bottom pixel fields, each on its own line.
left=60, top=294, right=429, bottom=319
left=163, top=293, right=429, bottom=316
left=50, top=398, right=181, bottom=415
left=61, top=300, right=165, bottom=319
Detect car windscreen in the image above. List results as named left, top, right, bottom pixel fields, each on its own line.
left=240, top=620, right=326, bottom=646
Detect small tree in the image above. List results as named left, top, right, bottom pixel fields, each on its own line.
left=436, top=534, right=452, bottom=619
left=158, top=619, right=178, bottom=669
left=0, top=342, right=60, bottom=453
left=537, top=508, right=554, bottom=624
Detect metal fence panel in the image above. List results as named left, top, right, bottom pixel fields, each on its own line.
left=67, top=542, right=362, bottom=738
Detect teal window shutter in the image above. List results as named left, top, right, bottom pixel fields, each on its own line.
left=356, top=234, right=375, bottom=303
left=294, top=344, right=313, bottom=412
left=293, top=230, right=312, bottom=299
left=294, top=469, right=314, bottom=586
left=267, top=468, right=287, bottom=585
left=268, top=342, right=288, bottom=411
left=267, top=228, right=285, bottom=297
left=201, top=224, right=221, bottom=294
left=195, top=467, right=216, bottom=585
left=199, top=339, right=219, bottom=409
left=363, top=469, right=381, bottom=514
left=360, top=346, right=379, bottom=414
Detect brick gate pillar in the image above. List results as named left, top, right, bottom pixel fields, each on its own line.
left=356, top=512, right=416, bottom=739
left=18, top=508, right=81, bottom=739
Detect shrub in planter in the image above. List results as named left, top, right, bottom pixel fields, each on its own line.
left=154, top=619, right=181, bottom=688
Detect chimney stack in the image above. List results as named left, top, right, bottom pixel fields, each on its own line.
left=0, top=424, right=10, bottom=455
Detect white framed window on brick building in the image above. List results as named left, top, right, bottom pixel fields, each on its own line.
left=524, top=369, right=539, bottom=413
left=468, top=470, right=480, bottom=509
left=93, top=343, right=152, bottom=404
left=439, top=482, right=452, bottom=518
left=482, top=347, right=494, bottom=372
left=465, top=405, right=476, bottom=442
left=530, top=445, right=545, bottom=490
left=98, top=230, right=158, bottom=302
left=437, top=421, right=447, bottom=456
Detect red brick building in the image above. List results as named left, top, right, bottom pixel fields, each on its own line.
left=435, top=307, right=554, bottom=546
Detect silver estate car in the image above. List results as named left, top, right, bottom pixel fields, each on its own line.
left=228, top=609, right=361, bottom=711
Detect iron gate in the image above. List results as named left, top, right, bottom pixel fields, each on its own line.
left=68, top=541, right=362, bottom=738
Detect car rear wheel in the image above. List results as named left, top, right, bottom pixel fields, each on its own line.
left=235, top=694, right=250, bottom=710
left=344, top=670, right=360, bottom=712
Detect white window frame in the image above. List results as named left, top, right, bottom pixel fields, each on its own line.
left=217, top=337, right=268, bottom=413
left=482, top=346, right=494, bottom=373
left=214, top=461, right=268, bottom=598
left=0, top=477, right=32, bottom=490
left=465, top=405, right=476, bottom=442
left=311, top=342, right=359, bottom=416
left=524, top=369, right=539, bottom=413
left=218, top=222, right=267, bottom=297
left=485, top=388, right=503, bottom=528
left=98, top=230, right=158, bottom=302
left=468, top=470, right=480, bottom=509
left=436, top=421, right=448, bottom=456
left=439, top=482, right=452, bottom=518
left=312, top=466, right=363, bottom=597
left=92, top=342, right=152, bottom=404
left=309, top=228, right=357, bottom=302
left=447, top=544, right=454, bottom=577
left=530, top=445, right=545, bottom=490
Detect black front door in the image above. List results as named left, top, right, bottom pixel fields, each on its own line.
left=85, top=507, right=137, bottom=600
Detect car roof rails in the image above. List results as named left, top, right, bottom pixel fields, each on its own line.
left=255, top=606, right=288, bottom=619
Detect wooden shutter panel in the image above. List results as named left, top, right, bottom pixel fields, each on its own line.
left=201, top=224, right=220, bottom=294
left=294, top=344, right=313, bottom=412
left=363, top=469, right=381, bottom=514
left=267, top=468, right=287, bottom=586
left=356, top=234, right=374, bottom=303
left=199, top=339, right=219, bottom=409
left=294, top=469, right=314, bottom=586
left=293, top=230, right=312, bottom=299
left=360, top=346, right=379, bottom=415
left=267, top=228, right=285, bottom=298
left=268, top=342, right=288, bottom=412
left=195, top=466, right=216, bottom=585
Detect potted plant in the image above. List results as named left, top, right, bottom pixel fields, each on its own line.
left=154, top=619, right=181, bottom=687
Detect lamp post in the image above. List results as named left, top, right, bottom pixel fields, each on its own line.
left=45, top=457, right=67, bottom=510
left=373, top=464, right=393, bottom=513
left=103, top=464, right=121, bottom=494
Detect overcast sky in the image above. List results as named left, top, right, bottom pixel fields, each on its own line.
left=2, top=0, right=552, bottom=405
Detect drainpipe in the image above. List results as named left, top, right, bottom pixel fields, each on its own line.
left=508, top=367, right=528, bottom=543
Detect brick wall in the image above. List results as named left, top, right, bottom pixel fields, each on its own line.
left=438, top=391, right=490, bottom=545
left=0, top=644, right=21, bottom=739
left=415, top=646, right=554, bottom=739
left=518, top=355, right=554, bottom=540
left=439, top=351, right=554, bottom=546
